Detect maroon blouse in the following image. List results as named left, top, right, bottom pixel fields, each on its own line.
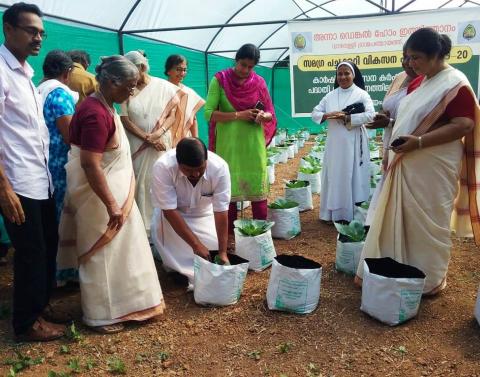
left=69, top=96, right=116, bottom=153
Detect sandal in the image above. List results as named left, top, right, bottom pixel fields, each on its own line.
left=16, top=318, right=65, bottom=342
left=92, top=323, right=125, bottom=334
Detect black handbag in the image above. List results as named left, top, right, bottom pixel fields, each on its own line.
left=342, top=102, right=365, bottom=115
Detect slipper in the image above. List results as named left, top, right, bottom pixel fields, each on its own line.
left=91, top=323, right=125, bottom=334
left=16, top=319, right=65, bottom=342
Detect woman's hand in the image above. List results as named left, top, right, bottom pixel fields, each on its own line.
left=390, top=135, right=419, bottom=154
left=254, top=111, right=272, bottom=124
left=366, top=113, right=390, bottom=129
left=236, top=109, right=259, bottom=122
left=106, top=202, right=126, bottom=231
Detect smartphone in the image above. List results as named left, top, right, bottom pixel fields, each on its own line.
left=255, top=100, right=265, bottom=111
left=390, top=138, right=406, bottom=148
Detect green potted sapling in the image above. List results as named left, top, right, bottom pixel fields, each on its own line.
left=284, top=180, right=313, bottom=212
left=298, top=166, right=321, bottom=194
left=334, top=220, right=368, bottom=275
left=267, top=198, right=301, bottom=240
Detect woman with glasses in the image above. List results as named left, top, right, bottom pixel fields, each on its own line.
left=164, top=54, right=205, bottom=145
left=121, top=50, right=183, bottom=237
left=57, top=56, right=165, bottom=333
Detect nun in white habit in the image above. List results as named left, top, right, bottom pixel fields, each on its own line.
left=311, top=61, right=375, bottom=222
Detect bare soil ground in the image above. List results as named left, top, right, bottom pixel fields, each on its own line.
left=1, top=140, right=480, bottom=377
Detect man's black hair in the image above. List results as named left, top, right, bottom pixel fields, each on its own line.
left=3, top=2, right=42, bottom=27
left=176, top=138, right=208, bottom=167
left=67, top=50, right=91, bottom=66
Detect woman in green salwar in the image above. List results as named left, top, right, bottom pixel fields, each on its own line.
left=205, top=43, right=277, bottom=238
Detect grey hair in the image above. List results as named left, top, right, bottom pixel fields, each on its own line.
left=124, top=50, right=150, bottom=73
left=95, top=55, right=139, bottom=86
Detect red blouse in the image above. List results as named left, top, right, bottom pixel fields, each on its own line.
left=407, top=75, right=476, bottom=121
left=69, top=96, right=116, bottom=153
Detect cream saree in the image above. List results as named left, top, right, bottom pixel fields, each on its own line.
left=171, top=84, right=205, bottom=146
left=357, top=67, right=480, bottom=294
left=58, top=112, right=165, bottom=326
left=121, top=77, right=185, bottom=235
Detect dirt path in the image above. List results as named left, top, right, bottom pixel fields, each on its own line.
left=1, top=140, right=480, bottom=377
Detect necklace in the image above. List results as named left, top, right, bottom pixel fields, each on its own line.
left=337, top=86, right=355, bottom=111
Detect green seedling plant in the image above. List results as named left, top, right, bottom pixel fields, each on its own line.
left=299, top=166, right=321, bottom=174
left=359, top=202, right=369, bottom=210
left=247, top=350, right=261, bottom=361
left=4, top=351, right=45, bottom=375
left=157, top=351, right=170, bottom=362
left=47, top=371, right=71, bottom=377
left=311, top=145, right=324, bottom=152
left=213, top=255, right=230, bottom=266
left=306, top=363, right=321, bottom=377
left=285, top=180, right=309, bottom=189
left=268, top=198, right=299, bottom=210
left=234, top=219, right=275, bottom=236
left=277, top=342, right=292, bottom=353
left=67, top=358, right=81, bottom=374
left=334, top=220, right=367, bottom=242
left=302, top=156, right=321, bottom=167
left=66, top=323, right=83, bottom=342
left=107, top=357, right=126, bottom=375
left=59, top=345, right=70, bottom=354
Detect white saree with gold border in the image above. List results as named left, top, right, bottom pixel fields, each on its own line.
left=357, top=67, right=480, bottom=294
left=58, top=112, right=165, bottom=326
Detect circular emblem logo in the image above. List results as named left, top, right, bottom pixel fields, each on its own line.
left=294, top=34, right=306, bottom=50
left=464, top=24, right=476, bottom=40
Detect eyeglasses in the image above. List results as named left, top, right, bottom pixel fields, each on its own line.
left=175, top=67, right=187, bottom=73
left=16, top=25, right=47, bottom=39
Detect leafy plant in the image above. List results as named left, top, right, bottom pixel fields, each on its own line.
left=277, top=342, right=292, bottom=353
left=213, top=255, right=230, bottom=266
left=268, top=198, right=299, bottom=210
left=299, top=166, right=321, bottom=174
left=59, top=345, right=70, bottom=354
left=85, top=358, right=96, bottom=371
left=247, top=350, right=261, bottom=361
left=234, top=219, right=274, bottom=236
left=67, top=358, right=81, bottom=374
left=334, top=220, right=367, bottom=242
left=48, top=371, right=71, bottom=377
left=358, top=202, right=369, bottom=210
left=4, top=352, right=45, bottom=374
left=302, top=156, right=321, bottom=167
left=66, top=323, right=83, bottom=342
left=306, top=363, right=321, bottom=377
left=285, top=180, right=309, bottom=189
left=107, top=357, right=126, bottom=375
left=311, top=145, right=324, bottom=152
left=157, top=351, right=170, bottom=362
left=396, top=345, right=407, bottom=355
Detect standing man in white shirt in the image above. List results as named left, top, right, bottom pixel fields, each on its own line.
left=0, top=3, right=65, bottom=341
left=151, top=138, right=230, bottom=287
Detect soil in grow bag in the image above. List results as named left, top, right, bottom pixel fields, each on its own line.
left=275, top=255, right=321, bottom=269
left=365, top=257, right=426, bottom=279
left=209, top=250, right=249, bottom=265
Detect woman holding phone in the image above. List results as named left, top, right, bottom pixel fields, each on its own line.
left=204, top=43, right=276, bottom=244
left=355, top=28, right=479, bottom=295
left=311, top=61, right=375, bottom=222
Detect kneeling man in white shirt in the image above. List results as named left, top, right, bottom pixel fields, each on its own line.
left=151, top=137, right=231, bottom=286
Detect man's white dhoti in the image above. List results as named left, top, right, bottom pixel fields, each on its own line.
left=151, top=207, right=218, bottom=283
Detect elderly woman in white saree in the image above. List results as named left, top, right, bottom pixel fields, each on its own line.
left=164, top=54, right=205, bottom=146
left=58, top=56, right=165, bottom=333
left=355, top=28, right=479, bottom=296
left=121, top=51, right=184, bottom=236
left=312, top=61, right=375, bottom=222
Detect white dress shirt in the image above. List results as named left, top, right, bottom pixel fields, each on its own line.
left=0, top=44, right=52, bottom=200
left=151, top=149, right=231, bottom=215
